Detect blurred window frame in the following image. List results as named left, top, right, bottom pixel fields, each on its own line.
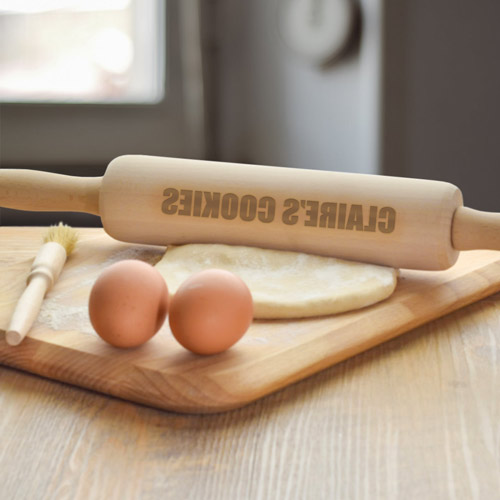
left=0, top=0, right=206, bottom=173
left=0, top=0, right=208, bottom=226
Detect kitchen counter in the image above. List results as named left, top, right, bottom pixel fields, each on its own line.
left=1, top=228, right=499, bottom=499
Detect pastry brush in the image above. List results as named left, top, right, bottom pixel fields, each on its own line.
left=6, top=223, right=78, bottom=346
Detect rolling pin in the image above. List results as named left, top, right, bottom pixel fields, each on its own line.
left=1, top=155, right=499, bottom=270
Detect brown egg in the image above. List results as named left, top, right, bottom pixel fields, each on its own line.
left=169, top=269, right=253, bottom=355
left=89, top=260, right=169, bottom=348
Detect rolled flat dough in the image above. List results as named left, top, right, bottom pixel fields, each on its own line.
left=155, top=244, right=398, bottom=319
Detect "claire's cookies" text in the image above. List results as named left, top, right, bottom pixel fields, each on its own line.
left=161, top=188, right=396, bottom=233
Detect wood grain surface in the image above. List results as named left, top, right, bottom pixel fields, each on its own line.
left=1, top=291, right=499, bottom=499
left=1, top=227, right=500, bottom=414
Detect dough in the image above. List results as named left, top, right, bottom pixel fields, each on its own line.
left=155, top=244, right=398, bottom=319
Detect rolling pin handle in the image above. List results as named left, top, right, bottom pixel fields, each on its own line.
left=0, top=169, right=102, bottom=216
left=452, top=207, right=500, bottom=251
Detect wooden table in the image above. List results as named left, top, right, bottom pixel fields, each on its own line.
left=1, top=232, right=500, bottom=499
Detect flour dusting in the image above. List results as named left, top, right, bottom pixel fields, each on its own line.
left=36, top=247, right=162, bottom=335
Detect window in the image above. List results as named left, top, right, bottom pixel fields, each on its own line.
left=0, top=0, right=206, bottom=170
left=0, top=0, right=164, bottom=104
left=0, top=0, right=207, bottom=226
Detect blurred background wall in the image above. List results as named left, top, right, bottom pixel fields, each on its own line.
left=382, top=0, right=500, bottom=212
left=1, top=0, right=499, bottom=226
left=215, top=0, right=500, bottom=211
left=214, top=0, right=382, bottom=176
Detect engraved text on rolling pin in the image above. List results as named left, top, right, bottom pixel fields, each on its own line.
left=161, top=188, right=396, bottom=233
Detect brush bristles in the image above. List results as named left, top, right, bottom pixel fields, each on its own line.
left=43, top=222, right=79, bottom=255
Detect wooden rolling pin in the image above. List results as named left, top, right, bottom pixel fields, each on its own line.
left=1, top=155, right=500, bottom=270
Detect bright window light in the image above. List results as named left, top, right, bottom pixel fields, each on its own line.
left=0, top=0, right=165, bottom=103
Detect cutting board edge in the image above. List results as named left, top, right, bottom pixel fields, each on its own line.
left=1, top=257, right=500, bottom=414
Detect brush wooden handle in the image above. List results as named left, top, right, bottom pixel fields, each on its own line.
left=6, top=242, right=67, bottom=346
left=6, top=275, right=50, bottom=346
left=0, top=169, right=101, bottom=215
left=1, top=155, right=500, bottom=270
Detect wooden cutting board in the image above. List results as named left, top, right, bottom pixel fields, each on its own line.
left=1, top=227, right=500, bottom=414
